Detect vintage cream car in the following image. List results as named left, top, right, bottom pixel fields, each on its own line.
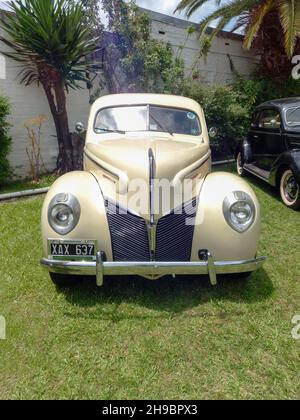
left=41, top=94, right=265, bottom=286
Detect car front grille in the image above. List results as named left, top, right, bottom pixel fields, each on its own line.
left=155, top=198, right=198, bottom=262
left=105, top=200, right=151, bottom=262
left=105, top=198, right=198, bottom=262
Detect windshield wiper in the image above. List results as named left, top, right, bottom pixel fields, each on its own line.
left=149, top=113, right=174, bottom=136
left=96, top=128, right=126, bottom=135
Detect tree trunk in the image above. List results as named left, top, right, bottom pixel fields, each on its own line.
left=53, top=82, right=74, bottom=173
left=71, top=132, right=84, bottom=170
left=41, top=78, right=75, bottom=174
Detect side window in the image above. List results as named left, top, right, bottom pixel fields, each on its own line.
left=251, top=112, right=259, bottom=128
left=258, top=109, right=281, bottom=130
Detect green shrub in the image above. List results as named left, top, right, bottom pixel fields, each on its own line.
left=0, top=95, right=12, bottom=186
left=185, top=83, right=252, bottom=154
left=233, top=76, right=300, bottom=107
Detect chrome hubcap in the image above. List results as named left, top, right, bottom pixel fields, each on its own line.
left=284, top=175, right=299, bottom=202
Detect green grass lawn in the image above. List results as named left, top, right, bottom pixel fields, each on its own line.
left=0, top=174, right=58, bottom=195
left=0, top=166, right=299, bottom=400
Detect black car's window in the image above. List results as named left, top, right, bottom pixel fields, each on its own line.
left=258, top=109, right=281, bottom=130
left=285, top=106, right=300, bottom=126
left=251, top=112, right=259, bottom=128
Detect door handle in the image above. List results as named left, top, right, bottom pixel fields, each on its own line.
left=254, top=135, right=259, bottom=139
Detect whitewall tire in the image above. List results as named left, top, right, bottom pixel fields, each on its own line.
left=280, top=169, right=300, bottom=210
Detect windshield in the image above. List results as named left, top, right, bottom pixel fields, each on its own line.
left=285, top=106, right=300, bottom=126
left=94, top=105, right=201, bottom=136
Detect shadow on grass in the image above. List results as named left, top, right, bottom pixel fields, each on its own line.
left=58, top=268, right=273, bottom=321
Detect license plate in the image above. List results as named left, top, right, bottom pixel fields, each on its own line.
left=50, top=241, right=96, bottom=260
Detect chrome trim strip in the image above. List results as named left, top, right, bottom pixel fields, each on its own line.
left=148, top=148, right=157, bottom=260
left=148, top=148, right=156, bottom=226
left=172, top=150, right=211, bottom=186
left=41, top=256, right=266, bottom=286
left=84, top=149, right=120, bottom=180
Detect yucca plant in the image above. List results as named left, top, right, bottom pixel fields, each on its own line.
left=0, top=0, right=98, bottom=173
left=175, top=0, right=300, bottom=59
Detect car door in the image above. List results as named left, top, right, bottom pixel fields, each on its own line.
left=284, top=106, right=300, bottom=150
left=256, top=108, right=284, bottom=170
left=246, top=111, right=260, bottom=162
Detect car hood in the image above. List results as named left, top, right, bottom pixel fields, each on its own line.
left=84, top=135, right=210, bottom=220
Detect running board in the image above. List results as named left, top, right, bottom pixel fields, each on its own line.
left=243, top=164, right=270, bottom=181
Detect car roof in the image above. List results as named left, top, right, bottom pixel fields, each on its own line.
left=91, top=93, right=203, bottom=115
left=256, top=97, right=300, bottom=111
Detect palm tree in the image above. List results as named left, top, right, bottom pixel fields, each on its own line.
left=0, top=0, right=98, bottom=173
left=175, top=0, right=300, bottom=59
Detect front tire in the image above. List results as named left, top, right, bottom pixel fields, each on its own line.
left=221, top=272, right=252, bottom=280
left=280, top=169, right=300, bottom=210
left=237, top=152, right=247, bottom=177
left=50, top=273, right=82, bottom=287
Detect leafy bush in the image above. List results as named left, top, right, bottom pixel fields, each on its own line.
left=233, top=75, right=300, bottom=107
left=0, top=95, right=12, bottom=186
left=184, top=83, right=252, bottom=158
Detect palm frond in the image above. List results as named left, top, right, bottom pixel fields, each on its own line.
left=197, top=0, right=261, bottom=40
left=175, top=0, right=300, bottom=65
left=175, top=0, right=213, bottom=17
left=243, top=0, right=274, bottom=50
left=278, top=0, right=300, bottom=58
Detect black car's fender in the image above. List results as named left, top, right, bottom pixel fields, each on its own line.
left=235, top=138, right=253, bottom=163
left=269, top=149, right=300, bottom=186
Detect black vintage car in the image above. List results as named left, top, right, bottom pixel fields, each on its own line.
left=236, top=98, right=300, bottom=210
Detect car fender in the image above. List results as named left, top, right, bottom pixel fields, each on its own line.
left=191, top=172, right=261, bottom=262
left=269, top=149, right=300, bottom=186
left=41, top=171, right=113, bottom=260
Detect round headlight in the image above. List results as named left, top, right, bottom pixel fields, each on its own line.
left=48, top=194, right=81, bottom=235
left=51, top=204, right=73, bottom=226
left=223, top=191, right=255, bottom=233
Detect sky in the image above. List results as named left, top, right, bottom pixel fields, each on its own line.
left=136, top=0, right=220, bottom=23
left=0, top=0, right=221, bottom=24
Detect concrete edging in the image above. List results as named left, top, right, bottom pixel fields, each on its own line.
left=212, top=159, right=235, bottom=166
left=0, top=187, right=50, bottom=202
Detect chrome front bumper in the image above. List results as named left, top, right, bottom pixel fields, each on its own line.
left=41, top=253, right=266, bottom=287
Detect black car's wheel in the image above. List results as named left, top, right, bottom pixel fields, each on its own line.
left=236, top=152, right=247, bottom=177
left=280, top=169, right=300, bottom=210
left=50, top=273, right=82, bottom=287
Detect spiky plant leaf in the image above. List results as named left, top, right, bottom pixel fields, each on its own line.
left=0, top=0, right=99, bottom=89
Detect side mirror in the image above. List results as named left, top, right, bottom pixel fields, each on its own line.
left=75, top=122, right=85, bottom=134
left=209, top=127, right=218, bottom=139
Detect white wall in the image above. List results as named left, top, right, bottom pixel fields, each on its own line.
left=146, top=8, right=259, bottom=84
